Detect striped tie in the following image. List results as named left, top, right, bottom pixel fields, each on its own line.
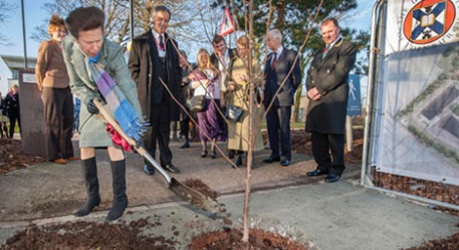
left=271, top=52, right=277, bottom=70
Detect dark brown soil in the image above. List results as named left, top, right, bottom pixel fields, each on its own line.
left=372, top=170, right=459, bottom=216
left=0, top=138, right=44, bottom=175
left=184, top=178, right=219, bottom=200
left=402, top=232, right=459, bottom=250
left=1, top=220, right=178, bottom=250
left=188, top=228, right=308, bottom=250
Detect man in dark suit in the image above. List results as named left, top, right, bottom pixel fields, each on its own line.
left=305, top=18, right=357, bottom=183
left=128, top=5, right=182, bottom=174
left=210, top=34, right=237, bottom=158
left=263, top=29, right=302, bottom=167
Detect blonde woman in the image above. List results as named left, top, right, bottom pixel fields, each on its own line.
left=189, top=48, right=226, bottom=158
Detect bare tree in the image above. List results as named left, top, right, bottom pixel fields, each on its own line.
left=0, top=0, right=18, bottom=46
left=31, top=0, right=212, bottom=53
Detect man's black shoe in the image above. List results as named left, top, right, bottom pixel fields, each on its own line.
left=228, top=150, right=235, bottom=159
left=325, top=174, right=341, bottom=183
left=163, top=164, right=180, bottom=173
left=307, top=169, right=329, bottom=177
left=143, top=165, right=155, bottom=175
left=180, top=141, right=190, bottom=149
left=263, top=156, right=280, bottom=163
left=280, top=159, right=290, bottom=167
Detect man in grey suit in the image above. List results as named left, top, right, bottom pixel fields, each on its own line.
left=305, top=18, right=357, bottom=183
left=263, top=29, right=302, bottom=167
left=128, top=5, right=182, bottom=174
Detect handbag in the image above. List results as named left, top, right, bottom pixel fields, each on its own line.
left=188, top=95, right=207, bottom=112
left=225, top=104, right=244, bottom=122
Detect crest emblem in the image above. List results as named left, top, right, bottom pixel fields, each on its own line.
left=403, top=0, right=456, bottom=44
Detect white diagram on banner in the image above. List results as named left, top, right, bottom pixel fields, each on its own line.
left=349, top=79, right=357, bottom=100
left=377, top=40, right=459, bottom=185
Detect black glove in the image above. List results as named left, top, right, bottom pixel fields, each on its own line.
left=131, top=139, right=144, bottom=153
left=87, top=98, right=99, bottom=114
left=135, top=139, right=144, bottom=149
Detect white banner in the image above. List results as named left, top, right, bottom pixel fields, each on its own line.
left=377, top=0, right=459, bottom=185
left=385, top=0, right=459, bottom=55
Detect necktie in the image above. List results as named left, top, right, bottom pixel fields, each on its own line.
left=158, top=35, right=165, bottom=51
left=323, top=45, right=330, bottom=58
left=271, top=52, right=277, bottom=70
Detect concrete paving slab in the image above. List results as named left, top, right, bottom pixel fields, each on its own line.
left=0, top=138, right=458, bottom=249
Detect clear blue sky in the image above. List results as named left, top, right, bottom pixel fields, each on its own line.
left=0, top=0, right=373, bottom=95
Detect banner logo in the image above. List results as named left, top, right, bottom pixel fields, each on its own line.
left=403, top=0, right=456, bottom=45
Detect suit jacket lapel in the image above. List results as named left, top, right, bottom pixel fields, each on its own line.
left=147, top=31, right=159, bottom=59
left=317, top=38, right=343, bottom=68
left=70, top=42, right=97, bottom=91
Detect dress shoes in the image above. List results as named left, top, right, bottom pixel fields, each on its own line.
left=66, top=156, right=80, bottom=161
left=307, top=169, right=329, bottom=177
left=280, top=159, right=291, bottom=167
left=325, top=174, right=341, bottom=183
left=263, top=156, right=280, bottom=164
left=228, top=150, right=235, bottom=159
left=180, top=141, right=190, bottom=149
left=52, top=158, right=67, bottom=165
left=143, top=165, right=155, bottom=175
left=163, top=164, right=180, bottom=174
left=235, top=155, right=243, bottom=166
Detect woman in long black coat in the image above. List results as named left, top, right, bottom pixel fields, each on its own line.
left=4, top=84, right=20, bottom=138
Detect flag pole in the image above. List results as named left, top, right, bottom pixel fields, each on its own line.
left=20, top=0, right=28, bottom=69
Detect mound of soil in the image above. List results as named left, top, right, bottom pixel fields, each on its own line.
left=1, top=220, right=178, bottom=250
left=188, top=228, right=308, bottom=250
left=0, top=139, right=44, bottom=175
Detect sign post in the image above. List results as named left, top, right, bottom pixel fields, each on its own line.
left=346, top=74, right=362, bottom=152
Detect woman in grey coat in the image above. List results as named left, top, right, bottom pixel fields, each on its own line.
left=62, top=7, right=144, bottom=221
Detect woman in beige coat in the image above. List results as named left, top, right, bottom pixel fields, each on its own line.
left=226, top=36, right=264, bottom=167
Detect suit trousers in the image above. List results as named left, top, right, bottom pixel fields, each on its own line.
left=145, top=98, right=173, bottom=167
left=311, top=131, right=345, bottom=175
left=42, top=87, right=75, bottom=160
left=266, top=106, right=292, bottom=160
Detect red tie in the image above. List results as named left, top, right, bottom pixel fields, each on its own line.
left=271, top=52, right=277, bottom=70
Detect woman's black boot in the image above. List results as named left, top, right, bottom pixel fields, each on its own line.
left=74, top=157, right=101, bottom=217
left=106, top=159, right=128, bottom=221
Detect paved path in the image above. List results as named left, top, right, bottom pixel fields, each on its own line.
left=0, top=138, right=457, bottom=249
